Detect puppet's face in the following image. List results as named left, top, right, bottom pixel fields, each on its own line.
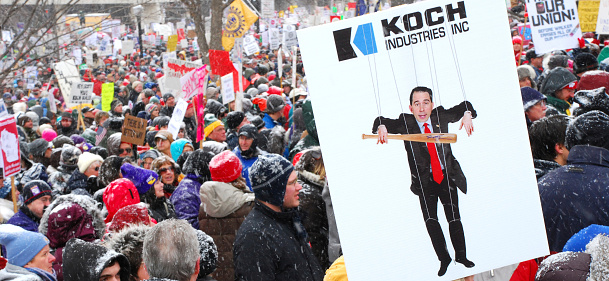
left=409, top=91, right=433, bottom=123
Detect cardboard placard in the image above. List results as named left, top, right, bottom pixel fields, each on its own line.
left=69, top=82, right=94, bottom=104
left=121, top=115, right=147, bottom=145
left=0, top=116, right=19, bottom=178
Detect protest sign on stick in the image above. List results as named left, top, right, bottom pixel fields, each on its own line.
left=596, top=0, right=609, bottom=34
left=526, top=0, right=581, bottom=54
left=221, top=73, right=235, bottom=104
left=578, top=0, right=601, bottom=32
left=167, top=99, right=188, bottom=139
left=121, top=115, right=147, bottom=145
left=101, top=83, right=114, bottom=112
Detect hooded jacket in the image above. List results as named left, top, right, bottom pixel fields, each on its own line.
left=103, top=179, right=141, bottom=223
left=199, top=181, right=254, bottom=281
left=297, top=170, right=330, bottom=270
left=62, top=238, right=130, bottom=281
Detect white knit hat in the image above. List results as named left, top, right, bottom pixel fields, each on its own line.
left=78, top=152, right=104, bottom=173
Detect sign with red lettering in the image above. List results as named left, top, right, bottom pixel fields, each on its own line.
left=0, top=116, right=20, bottom=177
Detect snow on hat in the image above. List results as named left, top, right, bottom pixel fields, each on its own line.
left=41, top=128, right=57, bottom=142
left=577, top=70, right=609, bottom=93
left=512, top=36, right=523, bottom=45
left=535, top=252, right=591, bottom=281
left=249, top=154, right=294, bottom=206
left=264, top=95, right=285, bottom=113
left=573, top=87, right=609, bottom=116
left=28, top=139, right=51, bottom=157
left=22, top=180, right=52, bottom=205
left=108, top=203, right=154, bottom=233
left=226, top=111, right=245, bottom=130
left=565, top=110, right=609, bottom=150
left=204, top=114, right=223, bottom=139
left=78, top=152, right=104, bottom=173
left=195, top=229, right=218, bottom=277
left=60, top=144, right=82, bottom=168
left=0, top=224, right=49, bottom=267
left=257, top=84, right=269, bottom=93
left=103, top=178, right=141, bottom=223
left=209, top=151, right=242, bottom=183
left=120, top=163, right=159, bottom=195
left=541, top=67, right=578, bottom=97
left=62, top=238, right=130, bottom=281
left=574, top=53, right=599, bottom=74
left=521, top=87, right=547, bottom=111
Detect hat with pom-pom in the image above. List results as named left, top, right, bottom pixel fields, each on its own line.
left=209, top=151, right=242, bottom=183
left=120, top=163, right=159, bottom=195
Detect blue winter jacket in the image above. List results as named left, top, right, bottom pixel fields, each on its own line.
left=233, top=147, right=266, bottom=191
left=6, top=208, right=40, bottom=232
left=170, top=174, right=203, bottom=229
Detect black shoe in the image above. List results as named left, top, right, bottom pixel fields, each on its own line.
left=438, top=259, right=451, bottom=276
left=456, top=257, right=475, bottom=268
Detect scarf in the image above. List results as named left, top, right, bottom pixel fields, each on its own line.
left=25, top=267, right=57, bottom=281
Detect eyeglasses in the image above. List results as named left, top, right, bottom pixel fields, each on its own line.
left=118, top=148, right=132, bottom=154
left=158, top=167, right=173, bottom=174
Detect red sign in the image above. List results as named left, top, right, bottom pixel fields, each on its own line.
left=0, top=116, right=21, bottom=177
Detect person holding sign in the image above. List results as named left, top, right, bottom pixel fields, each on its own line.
left=372, top=87, right=476, bottom=276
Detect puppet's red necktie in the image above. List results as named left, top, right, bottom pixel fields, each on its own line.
left=424, top=123, right=444, bottom=184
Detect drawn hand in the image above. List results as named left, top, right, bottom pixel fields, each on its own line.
left=377, top=125, right=388, bottom=144
left=459, top=111, right=474, bottom=136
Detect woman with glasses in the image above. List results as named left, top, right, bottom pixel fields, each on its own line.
left=151, top=156, right=182, bottom=198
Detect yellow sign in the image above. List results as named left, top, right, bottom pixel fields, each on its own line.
left=167, top=35, right=178, bottom=52
left=101, top=83, right=114, bottom=112
left=579, top=0, right=601, bottom=32
left=222, top=0, right=259, bottom=51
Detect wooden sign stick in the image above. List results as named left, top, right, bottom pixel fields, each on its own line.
left=11, top=176, right=16, bottom=213
left=362, top=133, right=457, bottom=144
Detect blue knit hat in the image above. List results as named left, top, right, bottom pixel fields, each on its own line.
left=120, top=163, right=159, bottom=195
left=0, top=224, right=49, bottom=266
left=521, top=87, right=546, bottom=111
left=249, top=154, right=294, bottom=207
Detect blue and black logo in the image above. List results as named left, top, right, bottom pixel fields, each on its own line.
left=333, top=23, right=378, bottom=61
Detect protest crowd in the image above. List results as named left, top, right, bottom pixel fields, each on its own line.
left=0, top=0, right=609, bottom=280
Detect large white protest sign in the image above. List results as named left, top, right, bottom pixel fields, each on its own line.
left=53, top=60, right=81, bottom=107
left=165, top=59, right=202, bottom=90
left=180, top=68, right=201, bottom=101
left=283, top=24, right=298, bottom=50
left=243, top=35, right=261, bottom=56
left=261, top=31, right=270, bottom=47
left=526, top=0, right=581, bottom=54
left=69, top=82, right=94, bottom=105
left=220, top=73, right=235, bottom=104
left=597, top=0, right=609, bottom=34
left=298, top=0, right=548, bottom=280
left=167, top=99, right=188, bottom=139
left=261, top=0, right=275, bottom=18
left=122, top=40, right=134, bottom=54
left=98, top=36, right=112, bottom=56
left=269, top=28, right=280, bottom=50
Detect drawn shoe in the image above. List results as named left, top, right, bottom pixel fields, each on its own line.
left=456, top=257, right=475, bottom=268
left=438, top=258, right=451, bottom=276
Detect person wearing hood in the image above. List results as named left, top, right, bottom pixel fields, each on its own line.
left=121, top=163, right=176, bottom=223
left=18, top=115, right=37, bottom=143
left=232, top=124, right=266, bottom=190
left=48, top=144, right=82, bottom=196
left=171, top=150, right=214, bottom=229
left=199, top=151, right=254, bottom=281
left=540, top=67, right=578, bottom=115
left=233, top=154, right=324, bottom=281
left=29, top=139, right=53, bottom=167
left=289, top=100, right=320, bottom=161
left=38, top=194, right=105, bottom=281
left=58, top=112, right=80, bottom=137
left=103, top=178, right=141, bottom=224
left=170, top=139, right=194, bottom=163
left=151, top=156, right=181, bottom=197
left=0, top=224, right=57, bottom=281
left=106, top=225, right=152, bottom=281
left=110, top=100, right=124, bottom=118
left=159, top=94, right=175, bottom=118
left=62, top=238, right=130, bottom=281
left=66, top=152, right=104, bottom=196
left=6, top=181, right=52, bottom=233
left=224, top=111, right=249, bottom=151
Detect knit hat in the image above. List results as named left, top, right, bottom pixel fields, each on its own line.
left=142, top=149, right=162, bottom=160
left=264, top=95, right=285, bottom=113
left=41, top=129, right=57, bottom=142
left=39, top=123, right=53, bottom=133
left=60, top=144, right=82, bottom=168
left=209, top=151, right=242, bottom=183
left=572, top=87, right=609, bottom=116
left=120, top=163, right=159, bottom=195
left=0, top=224, right=50, bottom=267
left=249, top=154, right=294, bottom=206
left=205, top=100, right=226, bottom=117
left=521, top=87, right=547, bottom=111
left=162, top=93, right=174, bottom=103
left=77, top=152, right=104, bottom=173
left=53, top=135, right=74, bottom=149
left=574, top=53, right=599, bottom=74
left=108, top=203, right=154, bottom=233
left=548, top=55, right=569, bottom=70
left=21, top=180, right=52, bottom=205
left=204, top=114, right=223, bottom=139
left=195, top=230, right=218, bottom=277
left=565, top=110, right=609, bottom=150
left=63, top=238, right=130, bottom=281
left=540, top=67, right=578, bottom=97
left=145, top=103, right=158, bottom=114
left=29, top=139, right=51, bottom=157
left=512, top=36, right=522, bottom=45
left=257, top=84, right=269, bottom=93
left=226, top=111, right=245, bottom=130
left=267, top=86, right=282, bottom=96
left=577, top=70, right=609, bottom=93
left=154, top=130, right=174, bottom=144
left=563, top=224, right=609, bottom=252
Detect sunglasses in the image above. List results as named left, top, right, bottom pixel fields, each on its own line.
left=158, top=167, right=173, bottom=173
left=118, top=148, right=132, bottom=154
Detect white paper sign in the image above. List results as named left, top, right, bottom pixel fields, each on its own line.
left=180, top=69, right=198, bottom=101
left=167, top=99, right=187, bottom=139
left=165, top=59, right=202, bottom=90
left=270, top=28, right=280, bottom=50
left=283, top=24, right=298, bottom=50
left=73, top=48, right=82, bottom=65
left=180, top=39, right=188, bottom=48
left=261, top=31, right=270, bottom=47
left=596, top=0, right=609, bottom=34
left=69, top=82, right=94, bottom=104
left=122, top=40, right=134, bottom=54
left=526, top=0, right=581, bottom=54
left=220, top=73, right=235, bottom=104
left=297, top=0, right=549, bottom=279
left=243, top=35, right=261, bottom=56
left=53, top=60, right=81, bottom=107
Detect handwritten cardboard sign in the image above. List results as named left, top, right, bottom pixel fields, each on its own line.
left=121, top=115, right=147, bottom=145
left=69, top=82, right=94, bottom=104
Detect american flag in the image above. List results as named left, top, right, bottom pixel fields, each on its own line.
left=95, top=126, right=107, bottom=146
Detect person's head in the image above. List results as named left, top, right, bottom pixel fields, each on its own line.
left=204, top=114, right=226, bottom=142
left=225, top=111, right=247, bottom=132
left=264, top=95, right=285, bottom=117
left=82, top=107, right=95, bottom=119
left=61, top=112, right=73, bottom=128
left=163, top=94, right=175, bottom=107
left=209, top=151, right=242, bottom=183
left=18, top=115, right=33, bottom=129
left=0, top=224, right=53, bottom=272
left=237, top=124, right=258, bottom=155
left=154, top=131, right=173, bottom=153
left=517, top=65, right=537, bottom=89
left=565, top=110, right=609, bottom=150
left=120, top=163, right=160, bottom=196
left=22, top=180, right=52, bottom=218
left=28, top=139, right=52, bottom=159
left=295, top=147, right=325, bottom=180
left=512, top=36, right=523, bottom=52
left=409, top=86, right=434, bottom=123
left=250, top=154, right=301, bottom=210
left=62, top=238, right=130, bottom=281
left=78, top=152, right=104, bottom=177
left=526, top=49, right=543, bottom=68
left=521, top=87, right=548, bottom=123
left=118, top=142, right=133, bottom=158
left=95, top=110, right=110, bottom=126
left=133, top=81, right=143, bottom=93
left=170, top=139, right=194, bottom=163
left=107, top=225, right=152, bottom=281
left=541, top=67, right=578, bottom=101
left=529, top=115, right=570, bottom=165
left=143, top=219, right=200, bottom=281
left=574, top=53, right=599, bottom=77
left=151, top=156, right=178, bottom=185
left=142, top=150, right=162, bottom=170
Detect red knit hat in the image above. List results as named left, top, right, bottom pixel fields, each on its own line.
left=209, top=151, right=242, bottom=183
left=108, top=203, right=155, bottom=233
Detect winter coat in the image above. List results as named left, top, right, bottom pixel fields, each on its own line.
left=171, top=174, right=205, bottom=229
left=322, top=182, right=341, bottom=264
left=289, top=101, right=319, bottom=161
left=62, top=238, right=130, bottom=281
left=38, top=195, right=105, bottom=281
left=48, top=166, right=77, bottom=196
left=225, top=130, right=238, bottom=151
left=546, top=95, right=571, bottom=115
left=538, top=145, right=609, bottom=252
left=298, top=171, right=330, bottom=270
left=0, top=264, right=45, bottom=281
left=65, top=170, right=88, bottom=194
left=198, top=181, right=254, bottom=281
left=234, top=201, right=324, bottom=281
left=533, top=159, right=562, bottom=180
left=6, top=206, right=40, bottom=232
left=142, top=194, right=177, bottom=223
left=232, top=147, right=266, bottom=190
left=184, top=116, right=197, bottom=144
left=159, top=106, right=175, bottom=117
left=103, top=178, right=141, bottom=223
